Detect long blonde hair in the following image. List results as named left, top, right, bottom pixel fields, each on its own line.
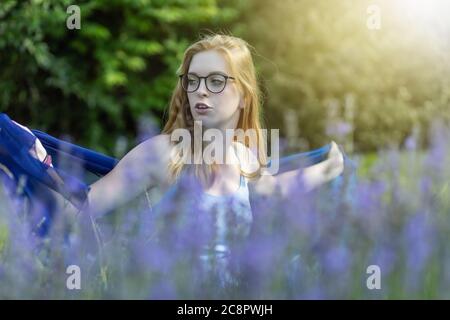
left=162, top=34, right=266, bottom=183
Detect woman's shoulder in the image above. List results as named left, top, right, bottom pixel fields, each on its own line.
left=134, top=133, right=173, bottom=157
left=141, top=133, right=171, bottom=148
left=122, top=134, right=173, bottom=172
left=117, top=134, right=173, bottom=189
left=232, top=141, right=260, bottom=176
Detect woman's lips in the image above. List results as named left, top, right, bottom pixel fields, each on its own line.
left=194, top=103, right=212, bottom=114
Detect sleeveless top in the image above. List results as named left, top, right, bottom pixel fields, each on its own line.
left=199, top=174, right=253, bottom=255
left=197, top=174, right=252, bottom=287
left=150, top=173, right=253, bottom=250
left=145, top=171, right=253, bottom=288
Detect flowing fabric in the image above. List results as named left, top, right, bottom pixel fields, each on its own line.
left=0, top=112, right=354, bottom=236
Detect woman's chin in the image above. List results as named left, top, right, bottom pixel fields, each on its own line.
left=193, top=117, right=215, bottom=129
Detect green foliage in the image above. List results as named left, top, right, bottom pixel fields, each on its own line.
left=0, top=0, right=239, bottom=154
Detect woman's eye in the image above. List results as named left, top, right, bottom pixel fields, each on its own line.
left=211, top=79, right=224, bottom=85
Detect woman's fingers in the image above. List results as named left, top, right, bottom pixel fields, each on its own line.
left=325, top=141, right=344, bottom=178
left=12, top=120, right=52, bottom=167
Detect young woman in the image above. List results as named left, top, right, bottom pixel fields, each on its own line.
left=81, top=34, right=345, bottom=220
left=2, top=34, right=345, bottom=229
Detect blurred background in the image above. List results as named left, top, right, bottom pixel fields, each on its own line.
left=1, top=0, right=449, bottom=158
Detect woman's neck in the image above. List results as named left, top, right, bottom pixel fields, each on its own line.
left=202, top=162, right=242, bottom=195
left=194, top=142, right=242, bottom=190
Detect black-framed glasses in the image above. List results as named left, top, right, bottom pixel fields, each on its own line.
left=179, top=73, right=235, bottom=93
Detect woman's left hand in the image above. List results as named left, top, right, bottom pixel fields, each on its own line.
left=249, top=141, right=345, bottom=197
left=323, top=140, right=345, bottom=181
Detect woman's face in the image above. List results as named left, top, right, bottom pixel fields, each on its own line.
left=187, top=50, right=243, bottom=130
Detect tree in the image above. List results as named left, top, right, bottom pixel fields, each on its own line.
left=0, top=0, right=239, bottom=154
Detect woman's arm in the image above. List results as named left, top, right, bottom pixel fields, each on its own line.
left=249, top=141, right=345, bottom=197
left=2, top=118, right=170, bottom=219
left=86, top=134, right=171, bottom=219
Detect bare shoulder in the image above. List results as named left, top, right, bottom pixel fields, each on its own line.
left=128, top=134, right=172, bottom=172
left=232, top=141, right=260, bottom=175
left=107, top=134, right=173, bottom=185
left=247, top=173, right=277, bottom=196
left=138, top=133, right=171, bottom=151
left=131, top=134, right=172, bottom=159
left=232, top=141, right=277, bottom=195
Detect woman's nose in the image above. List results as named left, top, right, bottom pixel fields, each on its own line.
left=197, top=79, right=209, bottom=96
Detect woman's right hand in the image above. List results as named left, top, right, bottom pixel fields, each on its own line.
left=11, top=120, right=53, bottom=167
